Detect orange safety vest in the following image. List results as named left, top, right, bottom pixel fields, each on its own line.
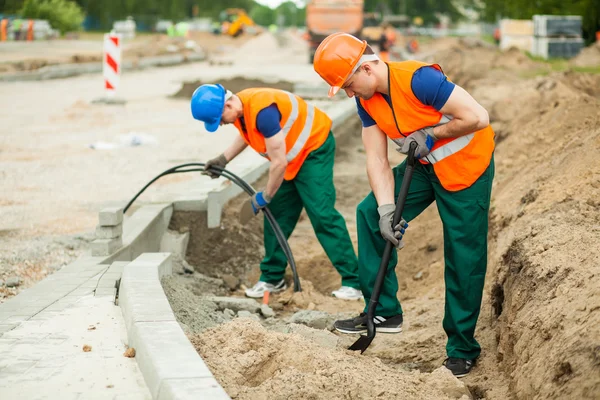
left=234, top=88, right=332, bottom=180
left=359, top=60, right=495, bottom=191
left=27, top=20, right=33, bottom=41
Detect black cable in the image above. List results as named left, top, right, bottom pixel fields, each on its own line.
left=123, top=163, right=301, bottom=292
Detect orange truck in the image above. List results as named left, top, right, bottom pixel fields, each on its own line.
left=306, top=0, right=364, bottom=63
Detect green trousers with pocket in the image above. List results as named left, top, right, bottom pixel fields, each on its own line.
left=356, top=156, right=494, bottom=359
left=260, top=132, right=360, bottom=289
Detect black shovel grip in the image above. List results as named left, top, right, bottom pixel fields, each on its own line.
left=354, top=141, right=418, bottom=353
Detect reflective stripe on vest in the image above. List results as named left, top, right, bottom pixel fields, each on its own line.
left=286, top=103, right=315, bottom=161
left=257, top=91, right=314, bottom=162
left=423, top=133, right=475, bottom=164
left=391, top=114, right=473, bottom=164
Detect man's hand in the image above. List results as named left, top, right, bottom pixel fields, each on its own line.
left=397, top=127, right=437, bottom=159
left=203, top=153, right=228, bottom=179
left=249, top=191, right=271, bottom=213
left=377, top=204, right=408, bottom=249
left=239, top=191, right=271, bottom=224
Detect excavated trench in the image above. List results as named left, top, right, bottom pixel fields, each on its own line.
left=161, top=41, right=600, bottom=399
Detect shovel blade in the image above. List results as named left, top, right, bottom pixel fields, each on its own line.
left=348, top=334, right=374, bottom=354
left=239, top=200, right=256, bottom=225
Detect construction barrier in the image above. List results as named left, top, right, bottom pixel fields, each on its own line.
left=103, top=33, right=122, bottom=95
left=1, top=19, right=7, bottom=41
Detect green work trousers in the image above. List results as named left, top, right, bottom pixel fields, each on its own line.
left=356, top=156, right=494, bottom=360
left=260, top=132, right=360, bottom=289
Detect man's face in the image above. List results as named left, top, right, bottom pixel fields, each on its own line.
left=220, top=100, right=237, bottom=125
left=342, top=64, right=377, bottom=100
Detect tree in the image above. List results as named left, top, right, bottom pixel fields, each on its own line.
left=250, top=3, right=275, bottom=26
left=20, top=0, right=84, bottom=33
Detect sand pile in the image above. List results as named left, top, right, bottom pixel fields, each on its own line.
left=191, top=319, right=472, bottom=400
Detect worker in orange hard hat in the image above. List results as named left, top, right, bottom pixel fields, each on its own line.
left=313, top=32, right=495, bottom=378
left=378, top=23, right=396, bottom=61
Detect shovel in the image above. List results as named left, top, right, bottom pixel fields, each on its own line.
left=349, top=141, right=418, bottom=353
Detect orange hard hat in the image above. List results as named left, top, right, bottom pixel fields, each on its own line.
left=313, top=32, right=367, bottom=97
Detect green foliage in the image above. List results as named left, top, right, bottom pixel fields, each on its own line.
left=273, top=1, right=305, bottom=27
left=364, top=0, right=464, bottom=25
left=20, top=0, right=84, bottom=33
left=250, top=4, right=275, bottom=26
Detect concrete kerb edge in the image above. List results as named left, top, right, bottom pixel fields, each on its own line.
left=0, top=52, right=207, bottom=83
left=119, top=253, right=230, bottom=399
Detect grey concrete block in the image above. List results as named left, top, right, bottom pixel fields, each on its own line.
left=157, top=377, right=230, bottom=400
left=96, top=278, right=118, bottom=288
left=159, top=230, right=189, bottom=258
left=288, top=310, right=332, bottom=330
left=67, top=287, right=95, bottom=296
left=130, top=321, right=217, bottom=399
left=101, top=204, right=173, bottom=265
left=119, top=253, right=173, bottom=332
left=94, top=287, right=117, bottom=298
left=91, top=238, right=122, bottom=256
left=0, top=323, right=18, bottom=334
left=108, top=261, right=128, bottom=274
left=205, top=161, right=269, bottom=228
left=95, top=224, right=123, bottom=239
left=99, top=207, right=124, bottom=226
left=205, top=296, right=260, bottom=314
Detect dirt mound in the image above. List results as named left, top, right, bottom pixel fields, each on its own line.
left=168, top=205, right=264, bottom=283
left=479, top=70, right=600, bottom=399
left=495, top=46, right=537, bottom=70
left=556, top=70, right=600, bottom=98
left=571, top=41, right=600, bottom=68
left=172, top=77, right=295, bottom=99
left=431, top=41, right=541, bottom=91
left=190, top=319, right=472, bottom=400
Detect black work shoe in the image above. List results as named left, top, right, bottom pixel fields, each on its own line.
left=334, top=312, right=403, bottom=334
left=443, top=357, right=476, bottom=378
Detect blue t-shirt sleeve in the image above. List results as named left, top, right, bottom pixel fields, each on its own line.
left=411, top=66, right=455, bottom=110
left=255, top=104, right=282, bottom=138
left=355, top=97, right=377, bottom=128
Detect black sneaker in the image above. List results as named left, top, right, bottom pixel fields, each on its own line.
left=443, top=357, right=476, bottom=378
left=334, top=313, right=403, bottom=334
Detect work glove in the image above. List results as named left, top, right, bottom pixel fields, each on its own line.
left=377, top=204, right=408, bottom=249
left=203, top=153, right=228, bottom=179
left=239, top=191, right=272, bottom=225
left=396, top=127, right=437, bottom=159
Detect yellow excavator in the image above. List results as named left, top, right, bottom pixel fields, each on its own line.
left=219, top=8, right=258, bottom=37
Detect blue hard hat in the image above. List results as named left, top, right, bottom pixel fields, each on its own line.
left=190, top=84, right=226, bottom=132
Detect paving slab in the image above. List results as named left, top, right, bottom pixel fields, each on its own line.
left=0, top=295, right=151, bottom=400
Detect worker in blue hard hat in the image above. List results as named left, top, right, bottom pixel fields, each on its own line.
left=190, top=83, right=363, bottom=301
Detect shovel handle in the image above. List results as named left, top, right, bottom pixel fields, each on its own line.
left=365, top=141, right=418, bottom=337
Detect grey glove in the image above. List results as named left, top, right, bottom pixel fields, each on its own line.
left=377, top=204, right=408, bottom=249
left=203, top=153, right=227, bottom=179
left=396, top=127, right=437, bottom=159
